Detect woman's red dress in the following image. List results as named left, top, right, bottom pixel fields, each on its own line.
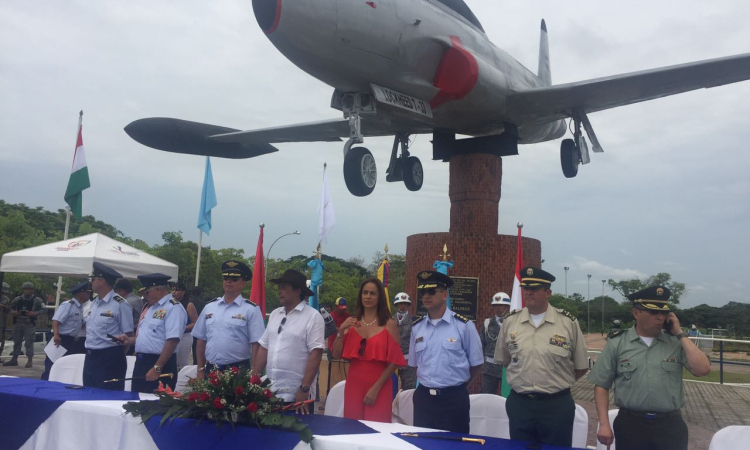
left=341, top=327, right=406, bottom=422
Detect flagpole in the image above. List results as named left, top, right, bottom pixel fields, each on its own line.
left=195, top=230, right=203, bottom=286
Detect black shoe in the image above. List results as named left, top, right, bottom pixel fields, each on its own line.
left=3, top=359, right=18, bottom=366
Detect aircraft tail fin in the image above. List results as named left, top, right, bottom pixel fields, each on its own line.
left=538, top=19, right=552, bottom=86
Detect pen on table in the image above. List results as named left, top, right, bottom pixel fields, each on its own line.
left=400, top=433, right=485, bottom=445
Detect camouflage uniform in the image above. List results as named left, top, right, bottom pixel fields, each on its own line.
left=396, top=311, right=417, bottom=390
left=480, top=316, right=504, bottom=394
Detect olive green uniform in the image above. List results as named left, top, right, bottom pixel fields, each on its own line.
left=494, top=306, right=588, bottom=446
left=588, top=327, right=690, bottom=450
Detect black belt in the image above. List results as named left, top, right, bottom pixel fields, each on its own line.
left=86, top=346, right=122, bottom=356
left=207, top=360, right=249, bottom=371
left=418, top=383, right=467, bottom=396
left=512, top=388, right=571, bottom=400
left=620, top=408, right=682, bottom=420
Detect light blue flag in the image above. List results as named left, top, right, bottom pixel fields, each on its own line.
left=307, top=259, right=324, bottom=311
left=197, top=157, right=217, bottom=235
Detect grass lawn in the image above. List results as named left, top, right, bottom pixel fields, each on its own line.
left=683, top=368, right=750, bottom=383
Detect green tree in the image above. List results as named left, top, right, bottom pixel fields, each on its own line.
left=608, top=273, right=686, bottom=304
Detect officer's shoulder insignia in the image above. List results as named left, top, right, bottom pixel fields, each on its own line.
left=608, top=329, right=626, bottom=339
left=412, top=315, right=425, bottom=325
left=558, top=308, right=577, bottom=322
left=245, top=299, right=258, bottom=307
left=505, top=309, right=521, bottom=319
left=453, top=313, right=470, bottom=323
left=112, top=294, right=125, bottom=303
left=169, top=298, right=180, bottom=305
left=207, top=297, right=219, bottom=304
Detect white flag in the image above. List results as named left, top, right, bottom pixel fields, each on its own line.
left=318, top=168, right=336, bottom=243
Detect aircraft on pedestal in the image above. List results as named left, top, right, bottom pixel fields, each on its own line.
left=125, top=0, right=750, bottom=197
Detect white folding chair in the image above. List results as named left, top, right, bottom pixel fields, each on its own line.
left=175, top=365, right=197, bottom=393
left=392, top=389, right=415, bottom=425
left=595, top=409, right=619, bottom=450
left=709, top=425, right=750, bottom=450
left=49, top=354, right=86, bottom=385
left=324, top=380, right=345, bottom=417
left=572, top=403, right=589, bottom=449
left=124, top=355, right=136, bottom=392
left=469, top=394, right=510, bottom=438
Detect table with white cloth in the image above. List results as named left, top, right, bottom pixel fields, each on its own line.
left=0, top=377, right=584, bottom=450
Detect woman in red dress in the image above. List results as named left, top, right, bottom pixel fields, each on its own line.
left=331, top=278, right=406, bottom=422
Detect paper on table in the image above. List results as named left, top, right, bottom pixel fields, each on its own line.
left=44, top=340, right=68, bottom=363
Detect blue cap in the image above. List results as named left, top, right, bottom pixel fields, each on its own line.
left=335, top=297, right=347, bottom=306
left=91, top=262, right=122, bottom=284
left=137, top=273, right=171, bottom=290
left=69, top=281, right=91, bottom=295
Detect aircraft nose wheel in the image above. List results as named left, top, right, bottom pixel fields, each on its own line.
left=344, top=146, right=377, bottom=196
left=560, top=138, right=580, bottom=178
left=403, top=156, right=423, bottom=191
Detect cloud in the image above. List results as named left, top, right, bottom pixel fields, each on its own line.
left=570, top=257, right=647, bottom=281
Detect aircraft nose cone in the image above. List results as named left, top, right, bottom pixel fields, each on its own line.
left=252, top=0, right=281, bottom=34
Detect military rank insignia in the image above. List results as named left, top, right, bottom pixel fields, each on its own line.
left=549, top=334, right=572, bottom=351
left=231, top=313, right=247, bottom=321
left=507, top=332, right=518, bottom=350
left=153, top=309, right=167, bottom=320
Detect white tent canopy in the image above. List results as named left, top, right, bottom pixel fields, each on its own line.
left=0, top=233, right=178, bottom=280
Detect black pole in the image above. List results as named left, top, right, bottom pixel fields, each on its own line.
left=719, top=340, right=724, bottom=385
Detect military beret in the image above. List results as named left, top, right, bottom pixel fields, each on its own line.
left=520, top=267, right=555, bottom=287
left=416, top=271, right=453, bottom=290
left=627, top=285, right=671, bottom=311
left=221, top=260, right=252, bottom=280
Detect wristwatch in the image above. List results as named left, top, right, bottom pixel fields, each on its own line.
left=676, top=332, right=689, bottom=340
left=299, top=385, right=311, bottom=393
left=153, top=365, right=162, bottom=373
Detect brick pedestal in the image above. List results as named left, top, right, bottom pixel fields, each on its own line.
left=404, top=153, right=542, bottom=393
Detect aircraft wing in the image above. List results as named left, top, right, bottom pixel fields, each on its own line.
left=507, top=53, right=750, bottom=125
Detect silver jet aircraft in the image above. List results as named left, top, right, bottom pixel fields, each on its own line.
left=125, top=0, right=750, bottom=196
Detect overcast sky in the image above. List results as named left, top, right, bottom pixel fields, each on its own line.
left=1, top=1, right=748, bottom=308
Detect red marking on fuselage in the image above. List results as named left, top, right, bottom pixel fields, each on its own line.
left=265, top=0, right=283, bottom=34
left=430, top=36, right=479, bottom=109
left=366, top=2, right=377, bottom=8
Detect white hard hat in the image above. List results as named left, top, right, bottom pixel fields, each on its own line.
left=491, top=292, right=511, bottom=305
left=394, top=292, right=411, bottom=304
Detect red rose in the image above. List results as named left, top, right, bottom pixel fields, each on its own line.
left=230, top=366, right=239, bottom=374
left=235, top=386, right=244, bottom=395
left=212, top=397, right=225, bottom=410
left=208, top=371, right=219, bottom=381
left=188, top=392, right=199, bottom=402
left=263, top=389, right=273, bottom=399
left=198, top=392, right=210, bottom=402
left=249, top=375, right=262, bottom=385
left=246, top=402, right=258, bottom=413
left=209, top=378, right=220, bottom=386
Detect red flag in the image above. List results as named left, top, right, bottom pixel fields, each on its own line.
left=509, top=225, right=524, bottom=311
left=250, top=226, right=266, bottom=316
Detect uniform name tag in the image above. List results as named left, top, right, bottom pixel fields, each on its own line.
left=205, top=313, right=213, bottom=319
left=446, top=338, right=457, bottom=342
left=415, top=336, right=424, bottom=343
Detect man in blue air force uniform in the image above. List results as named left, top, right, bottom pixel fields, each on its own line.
left=118, top=273, right=187, bottom=392
left=408, top=270, right=483, bottom=434
left=41, top=281, right=91, bottom=380
left=83, top=262, right=134, bottom=390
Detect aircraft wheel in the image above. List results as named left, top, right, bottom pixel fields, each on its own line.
left=403, top=156, right=423, bottom=191
left=561, top=139, right=580, bottom=178
left=344, top=147, right=377, bottom=196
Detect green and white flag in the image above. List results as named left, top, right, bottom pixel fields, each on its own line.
left=64, top=116, right=91, bottom=218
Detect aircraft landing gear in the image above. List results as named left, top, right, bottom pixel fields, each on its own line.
left=560, top=109, right=604, bottom=178
left=560, top=138, right=580, bottom=178
left=344, top=146, right=377, bottom=196
left=385, top=133, right=423, bottom=191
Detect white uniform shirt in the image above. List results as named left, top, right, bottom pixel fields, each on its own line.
left=191, top=295, right=265, bottom=365
left=135, top=293, right=187, bottom=355
left=259, top=302, right=325, bottom=402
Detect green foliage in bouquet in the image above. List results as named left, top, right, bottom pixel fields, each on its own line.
left=122, top=367, right=313, bottom=443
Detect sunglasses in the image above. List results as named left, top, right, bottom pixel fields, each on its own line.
left=223, top=276, right=241, bottom=282
left=420, top=288, right=444, bottom=296
left=358, top=338, right=367, bottom=357
left=278, top=317, right=287, bottom=334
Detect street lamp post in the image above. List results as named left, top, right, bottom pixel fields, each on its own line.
left=601, top=279, right=606, bottom=333
left=265, top=230, right=301, bottom=283
left=587, top=274, right=591, bottom=333
left=564, top=267, right=569, bottom=297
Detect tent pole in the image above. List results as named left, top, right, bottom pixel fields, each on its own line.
left=195, top=230, right=203, bottom=286
left=54, top=207, right=72, bottom=308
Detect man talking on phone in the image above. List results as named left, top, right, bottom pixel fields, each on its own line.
left=589, top=286, right=711, bottom=450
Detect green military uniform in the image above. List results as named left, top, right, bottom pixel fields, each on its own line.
left=494, top=267, right=588, bottom=447
left=588, top=285, right=690, bottom=450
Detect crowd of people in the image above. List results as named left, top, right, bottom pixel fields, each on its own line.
left=0, top=260, right=712, bottom=449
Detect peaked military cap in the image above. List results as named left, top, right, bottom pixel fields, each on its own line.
left=416, top=271, right=453, bottom=290
left=137, top=273, right=172, bottom=290
left=520, top=267, right=555, bottom=287
left=221, top=260, right=252, bottom=280
left=69, top=281, right=91, bottom=295
left=627, top=285, right=672, bottom=311
left=91, top=262, right=122, bottom=285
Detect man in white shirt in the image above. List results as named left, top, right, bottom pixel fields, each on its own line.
left=253, top=269, right=324, bottom=414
